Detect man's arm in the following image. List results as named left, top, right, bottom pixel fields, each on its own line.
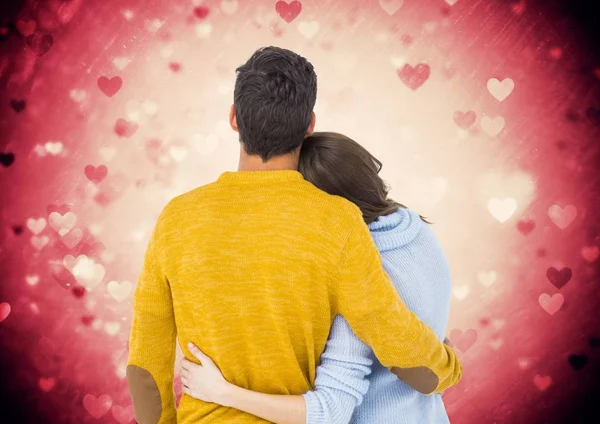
left=127, top=213, right=177, bottom=424
left=330, top=213, right=462, bottom=395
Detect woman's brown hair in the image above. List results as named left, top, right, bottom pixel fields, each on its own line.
left=298, top=132, right=429, bottom=225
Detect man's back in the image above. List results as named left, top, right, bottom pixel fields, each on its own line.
left=145, top=169, right=357, bottom=423
left=128, top=169, right=462, bottom=424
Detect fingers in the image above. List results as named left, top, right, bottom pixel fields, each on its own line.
left=188, top=342, right=212, bottom=365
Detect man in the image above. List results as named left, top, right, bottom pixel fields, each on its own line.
left=127, top=46, right=462, bottom=423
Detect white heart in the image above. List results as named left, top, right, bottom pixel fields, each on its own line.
left=69, top=89, right=87, bottom=103
left=104, top=322, right=121, bottom=336
left=45, top=141, right=63, bottom=155
left=298, top=21, right=320, bottom=39
left=99, top=147, right=117, bottom=162
left=169, top=146, right=188, bottom=163
left=69, top=255, right=105, bottom=291
left=31, top=236, right=49, bottom=250
left=477, top=270, right=498, bottom=287
left=487, top=78, right=515, bottom=102
left=112, top=57, right=131, bottom=71
left=48, top=212, right=77, bottom=236
left=191, top=133, right=220, bottom=156
left=220, top=0, right=238, bottom=15
left=26, top=275, right=40, bottom=286
left=107, top=281, right=133, bottom=302
left=487, top=198, right=517, bottom=222
left=379, top=0, right=403, bottom=16
left=452, top=285, right=470, bottom=300
left=195, top=23, right=213, bottom=38
left=481, top=115, right=505, bottom=137
left=27, top=218, right=47, bottom=235
left=548, top=205, right=577, bottom=229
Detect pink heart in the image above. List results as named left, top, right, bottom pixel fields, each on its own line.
left=539, top=293, right=564, bottom=315
left=97, top=76, right=123, bottom=97
left=0, top=302, right=11, bottom=323
left=397, top=63, right=430, bottom=90
left=533, top=374, right=551, bottom=391
left=112, top=405, right=135, bottom=424
left=517, top=219, right=535, bottom=235
left=39, top=377, right=56, bottom=392
left=83, top=394, right=112, bottom=419
left=449, top=328, right=478, bottom=353
left=193, top=6, right=210, bottom=19
left=84, top=165, right=108, bottom=184
left=453, top=110, right=476, bottom=129
left=546, top=267, right=572, bottom=289
left=61, top=228, right=83, bottom=249
left=581, top=246, right=599, bottom=262
left=16, top=20, right=37, bottom=36
left=114, top=119, right=139, bottom=138
left=26, top=33, right=54, bottom=57
left=276, top=1, right=302, bottom=23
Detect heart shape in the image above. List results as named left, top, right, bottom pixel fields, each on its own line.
left=481, top=115, right=505, bottom=137
left=49, top=212, right=77, bottom=236
left=397, top=63, right=430, bottom=90
left=0, top=152, right=15, bottom=167
left=487, top=198, right=517, bottom=223
left=27, top=217, right=47, bottom=234
left=26, top=32, right=54, bottom=57
left=539, top=293, right=564, bottom=315
left=10, top=99, right=26, bottom=113
left=517, top=219, right=535, bottom=235
left=449, top=328, right=478, bottom=352
left=487, top=78, right=515, bottom=101
left=107, top=281, right=133, bottom=302
left=97, top=76, right=123, bottom=97
left=193, top=6, right=210, bottom=19
left=548, top=205, right=577, bottom=229
left=276, top=1, right=302, bottom=23
left=533, top=374, right=551, bottom=391
left=581, top=246, right=599, bottom=262
left=379, top=0, right=403, bottom=16
left=0, top=302, right=11, bottom=323
left=114, top=119, right=139, bottom=138
left=83, top=394, right=112, bottom=419
left=297, top=20, right=319, bottom=39
left=84, top=165, right=108, bottom=184
left=39, top=377, right=56, bottom=392
left=568, top=354, right=587, bottom=370
left=112, top=405, right=135, bottom=424
left=453, top=110, right=477, bottom=129
left=546, top=267, right=572, bottom=289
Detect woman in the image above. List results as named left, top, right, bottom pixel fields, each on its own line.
left=180, top=132, right=453, bottom=424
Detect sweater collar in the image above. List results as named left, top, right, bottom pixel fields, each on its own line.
left=368, top=208, right=423, bottom=251
left=217, top=170, right=304, bottom=184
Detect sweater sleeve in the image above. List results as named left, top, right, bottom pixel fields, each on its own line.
left=330, top=214, right=462, bottom=395
left=127, top=212, right=177, bottom=424
left=302, top=315, right=373, bottom=424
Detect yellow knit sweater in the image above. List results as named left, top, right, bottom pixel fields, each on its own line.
left=127, top=170, right=462, bottom=424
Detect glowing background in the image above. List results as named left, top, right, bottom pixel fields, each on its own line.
left=1, top=0, right=599, bottom=422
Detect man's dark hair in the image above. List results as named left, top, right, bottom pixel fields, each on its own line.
left=234, top=46, right=317, bottom=162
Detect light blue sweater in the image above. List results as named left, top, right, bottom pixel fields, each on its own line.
left=302, top=208, right=452, bottom=424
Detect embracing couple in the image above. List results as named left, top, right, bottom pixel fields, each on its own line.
left=126, top=46, right=462, bottom=424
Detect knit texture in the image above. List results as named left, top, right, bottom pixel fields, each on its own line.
left=126, top=170, right=461, bottom=423
left=303, top=208, right=452, bottom=424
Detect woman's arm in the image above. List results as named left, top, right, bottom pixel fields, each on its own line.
left=302, top=315, right=373, bottom=423
left=181, top=343, right=306, bottom=424
left=182, top=314, right=375, bottom=424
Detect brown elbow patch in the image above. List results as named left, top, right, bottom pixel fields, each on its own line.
left=390, top=366, right=439, bottom=394
left=127, top=365, right=162, bottom=424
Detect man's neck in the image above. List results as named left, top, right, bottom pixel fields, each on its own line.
left=237, top=148, right=300, bottom=172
